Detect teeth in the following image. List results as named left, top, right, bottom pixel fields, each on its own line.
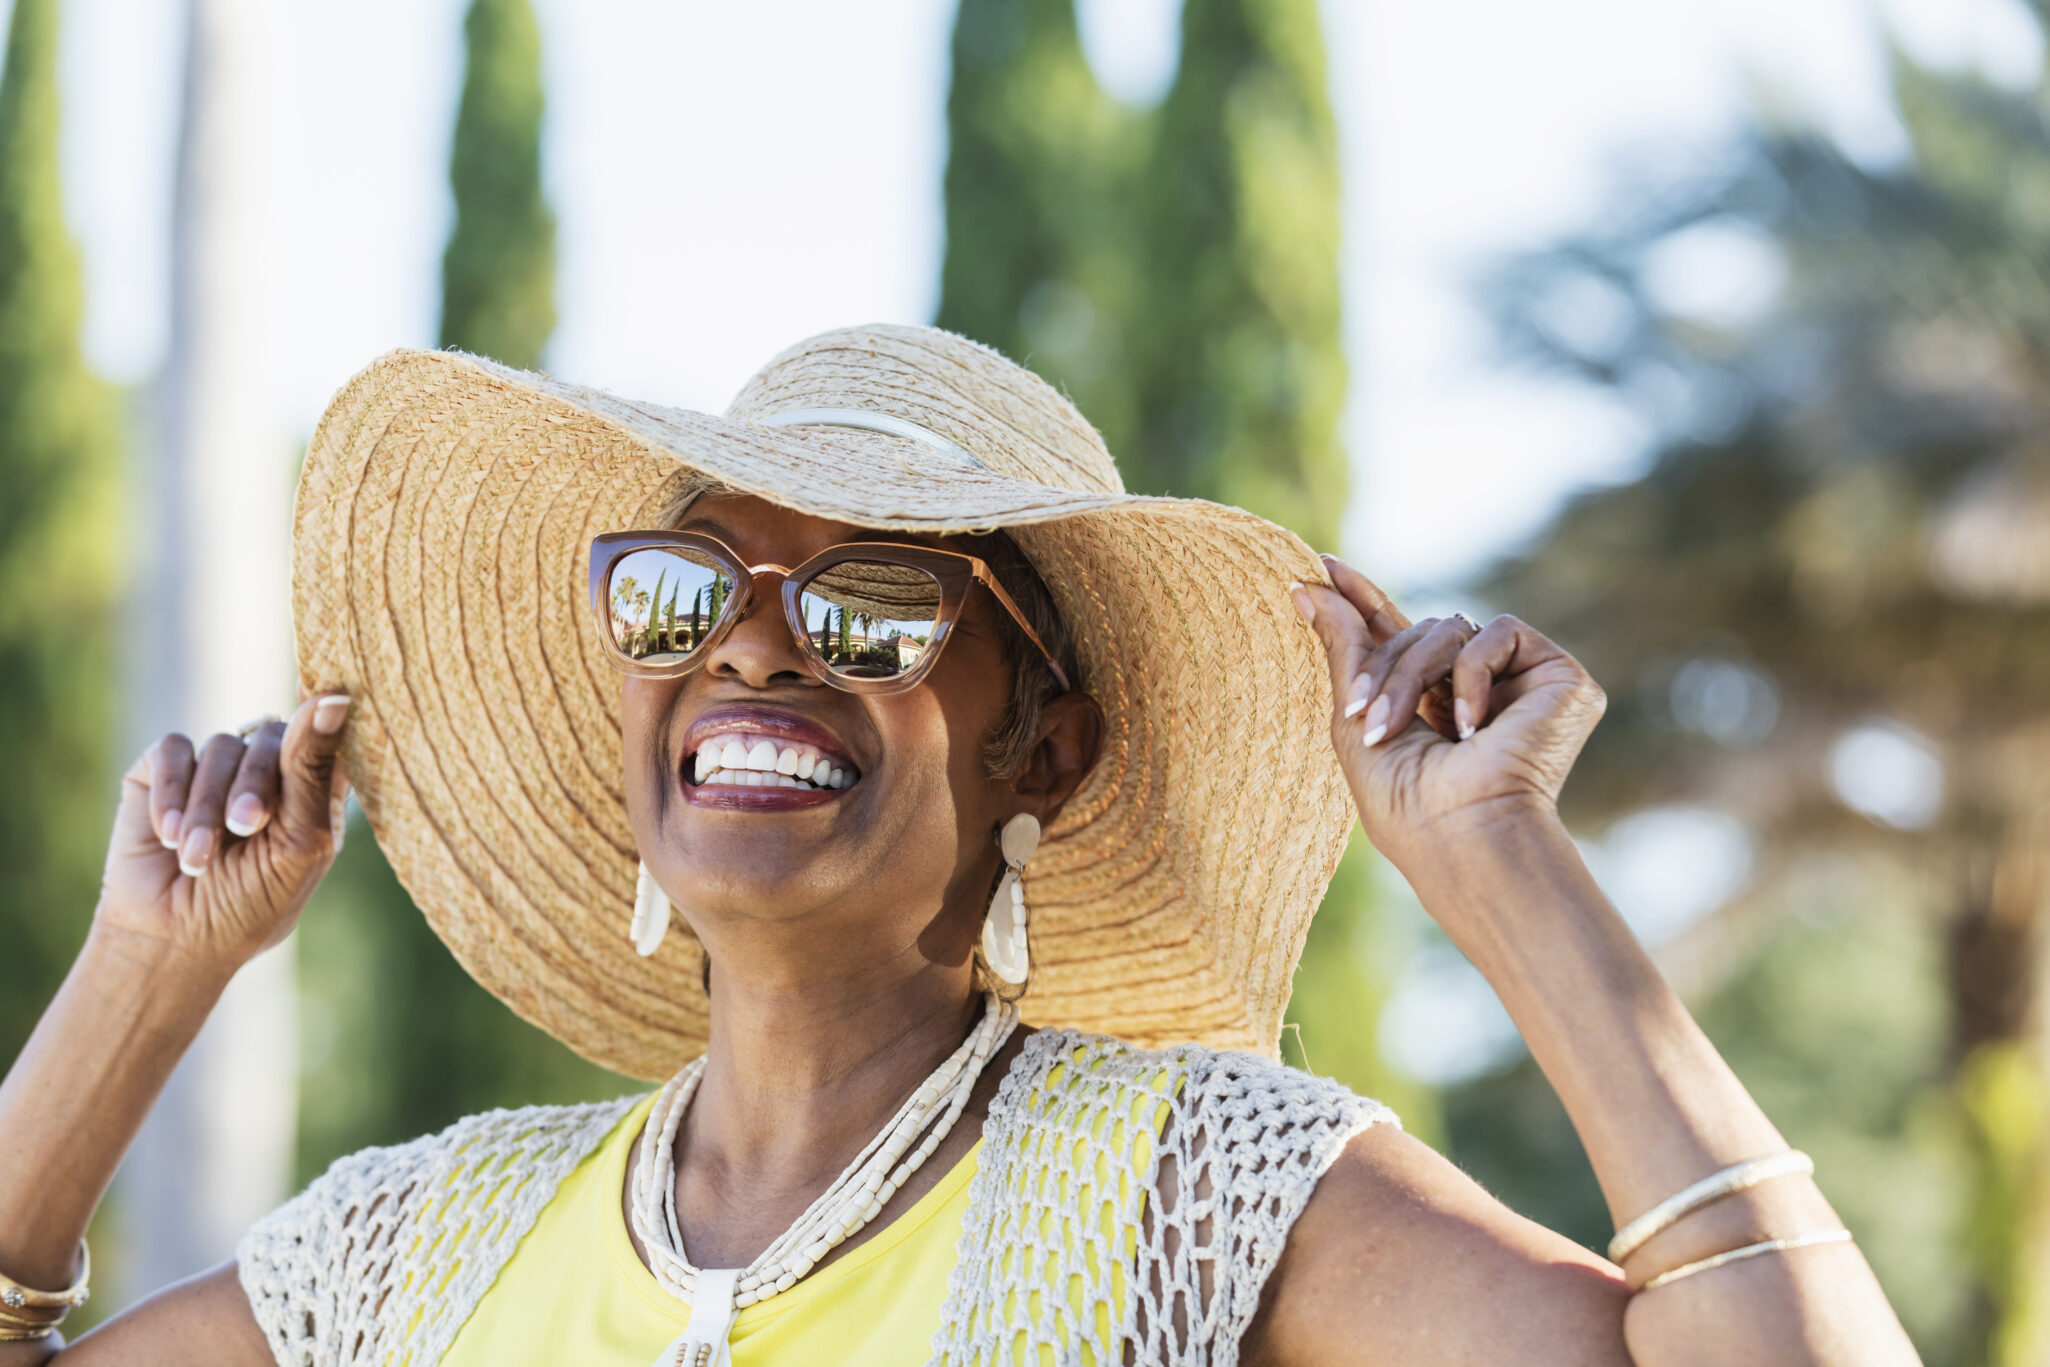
left=690, top=732, right=856, bottom=791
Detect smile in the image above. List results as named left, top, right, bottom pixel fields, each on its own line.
left=690, top=733, right=856, bottom=791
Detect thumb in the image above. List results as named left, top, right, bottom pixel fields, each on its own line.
left=1291, top=578, right=1371, bottom=716
left=276, top=693, right=351, bottom=844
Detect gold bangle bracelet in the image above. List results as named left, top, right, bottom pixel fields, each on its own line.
left=1637, top=1228, right=1855, bottom=1293
left=0, top=1239, right=90, bottom=1322
left=1607, top=1152, right=1814, bottom=1263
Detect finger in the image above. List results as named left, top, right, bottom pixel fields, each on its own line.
left=1450, top=616, right=1526, bottom=739
left=1319, top=553, right=1410, bottom=641
left=1340, top=617, right=1439, bottom=741
left=223, top=721, right=288, bottom=840
left=1290, top=580, right=1374, bottom=713
left=178, top=733, right=248, bottom=878
left=277, top=693, right=351, bottom=845
left=149, top=734, right=197, bottom=850
left=1364, top=618, right=1473, bottom=748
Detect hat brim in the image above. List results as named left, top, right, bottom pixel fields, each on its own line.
left=293, top=348, right=1355, bottom=1079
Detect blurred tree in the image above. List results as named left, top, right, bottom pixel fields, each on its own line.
left=938, top=0, right=1427, bottom=1128
left=0, top=0, right=117, bottom=1064
left=1455, top=25, right=2050, bottom=1365
left=936, top=0, right=1144, bottom=457
left=298, top=0, right=620, bottom=1180
left=439, top=0, right=555, bottom=370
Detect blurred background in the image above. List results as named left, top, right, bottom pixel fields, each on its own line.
left=2, top=0, right=2045, bottom=1360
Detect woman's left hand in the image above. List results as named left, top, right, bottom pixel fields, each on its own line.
left=1291, top=553, right=1607, bottom=876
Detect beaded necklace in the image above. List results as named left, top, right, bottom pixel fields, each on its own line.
left=630, top=995, right=1019, bottom=1367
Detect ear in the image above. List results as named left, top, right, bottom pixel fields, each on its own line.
left=1013, top=691, right=1104, bottom=827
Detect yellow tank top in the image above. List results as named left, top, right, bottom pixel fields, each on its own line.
left=441, top=1094, right=977, bottom=1366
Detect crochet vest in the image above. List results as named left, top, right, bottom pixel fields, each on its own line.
left=236, top=1030, right=1396, bottom=1366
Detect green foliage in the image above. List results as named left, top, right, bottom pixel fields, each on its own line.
left=439, top=0, right=555, bottom=369
left=1129, top=0, right=1346, bottom=546
left=937, top=0, right=1145, bottom=457
left=296, top=813, right=634, bottom=1181
left=0, top=0, right=118, bottom=1067
left=1450, top=18, right=2050, bottom=1361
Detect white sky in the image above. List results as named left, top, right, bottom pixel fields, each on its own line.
left=49, top=0, right=2042, bottom=594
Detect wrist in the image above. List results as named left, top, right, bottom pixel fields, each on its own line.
left=80, top=918, right=239, bottom=1009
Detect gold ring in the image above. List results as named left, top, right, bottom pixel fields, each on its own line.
left=235, top=713, right=284, bottom=740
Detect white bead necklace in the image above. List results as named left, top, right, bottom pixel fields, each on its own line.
left=630, top=995, right=1019, bottom=1366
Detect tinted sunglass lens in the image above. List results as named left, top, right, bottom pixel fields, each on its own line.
left=606, top=547, right=735, bottom=664
left=796, top=561, right=944, bottom=679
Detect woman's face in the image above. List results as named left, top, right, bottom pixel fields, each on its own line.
left=621, top=493, right=1099, bottom=977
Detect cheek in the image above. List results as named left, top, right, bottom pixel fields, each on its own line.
left=619, top=678, right=676, bottom=834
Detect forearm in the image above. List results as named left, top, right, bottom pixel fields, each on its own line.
left=1400, top=807, right=1917, bottom=1365
left=0, top=922, right=229, bottom=1314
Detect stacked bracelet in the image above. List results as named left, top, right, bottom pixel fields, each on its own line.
left=1607, top=1151, right=1815, bottom=1263
left=1608, top=1152, right=1853, bottom=1295
left=0, top=1241, right=91, bottom=1342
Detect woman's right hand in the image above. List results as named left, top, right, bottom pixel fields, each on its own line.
left=97, top=693, right=352, bottom=975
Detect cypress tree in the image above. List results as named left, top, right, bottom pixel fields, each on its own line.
left=936, top=0, right=1144, bottom=457
left=439, top=0, right=555, bottom=368
left=1129, top=0, right=1347, bottom=547
left=0, top=0, right=118, bottom=1065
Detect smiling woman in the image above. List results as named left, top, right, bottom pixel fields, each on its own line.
left=0, top=325, right=1919, bottom=1367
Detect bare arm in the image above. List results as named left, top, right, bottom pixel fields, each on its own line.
left=1254, top=564, right=1918, bottom=1366
left=0, top=695, right=350, bottom=1365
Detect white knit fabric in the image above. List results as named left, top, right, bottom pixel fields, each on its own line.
left=237, top=1031, right=1395, bottom=1367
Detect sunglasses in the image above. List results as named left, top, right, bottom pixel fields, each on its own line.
left=588, top=531, right=1071, bottom=695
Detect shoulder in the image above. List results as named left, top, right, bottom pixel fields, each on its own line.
left=1242, top=1123, right=1631, bottom=1367
left=237, top=1096, right=642, bottom=1366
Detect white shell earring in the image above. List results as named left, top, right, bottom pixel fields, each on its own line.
left=981, top=813, right=1040, bottom=985
left=632, top=862, right=670, bottom=958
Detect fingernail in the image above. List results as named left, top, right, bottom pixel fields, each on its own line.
left=1455, top=698, right=1476, bottom=741
left=160, top=809, right=183, bottom=848
left=226, top=794, right=265, bottom=837
left=313, top=695, right=351, bottom=735
left=1288, top=583, right=1315, bottom=626
left=1342, top=692, right=1370, bottom=719
left=179, top=827, right=214, bottom=878
left=1360, top=695, right=1391, bottom=747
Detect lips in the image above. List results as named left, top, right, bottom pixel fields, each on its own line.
left=679, top=704, right=861, bottom=808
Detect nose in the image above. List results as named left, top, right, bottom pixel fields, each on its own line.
left=699, top=575, right=819, bottom=690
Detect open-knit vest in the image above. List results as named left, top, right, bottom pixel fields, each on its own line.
left=237, top=1029, right=1396, bottom=1366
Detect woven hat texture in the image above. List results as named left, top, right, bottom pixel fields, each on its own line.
left=291, top=324, right=1355, bottom=1080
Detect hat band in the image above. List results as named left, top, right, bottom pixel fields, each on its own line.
left=759, top=408, right=984, bottom=470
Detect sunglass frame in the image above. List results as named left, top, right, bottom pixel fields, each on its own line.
left=587, top=530, right=1070, bottom=695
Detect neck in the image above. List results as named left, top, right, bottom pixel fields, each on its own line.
left=686, top=939, right=985, bottom=1185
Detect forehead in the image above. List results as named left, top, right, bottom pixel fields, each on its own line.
left=674, top=490, right=978, bottom=563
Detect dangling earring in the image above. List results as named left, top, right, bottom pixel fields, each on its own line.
left=632, top=862, right=670, bottom=958
left=981, top=813, right=1040, bottom=985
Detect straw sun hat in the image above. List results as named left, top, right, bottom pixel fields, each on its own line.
left=291, top=323, right=1356, bottom=1080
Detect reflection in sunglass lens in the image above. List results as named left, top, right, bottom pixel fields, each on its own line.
left=606, top=546, right=736, bottom=664
left=796, top=560, right=944, bottom=679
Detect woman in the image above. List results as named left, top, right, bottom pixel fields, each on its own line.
left=0, top=325, right=1917, bottom=1365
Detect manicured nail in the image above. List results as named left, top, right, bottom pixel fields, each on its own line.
left=313, top=695, right=351, bottom=735
left=160, top=809, right=183, bottom=849
left=179, top=827, right=214, bottom=878
left=1288, top=583, right=1316, bottom=626
left=1342, top=691, right=1371, bottom=719
left=1360, top=695, right=1390, bottom=747
left=1455, top=698, right=1476, bottom=741
left=226, top=793, right=265, bottom=837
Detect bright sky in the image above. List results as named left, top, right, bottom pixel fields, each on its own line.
left=52, top=0, right=2037, bottom=590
